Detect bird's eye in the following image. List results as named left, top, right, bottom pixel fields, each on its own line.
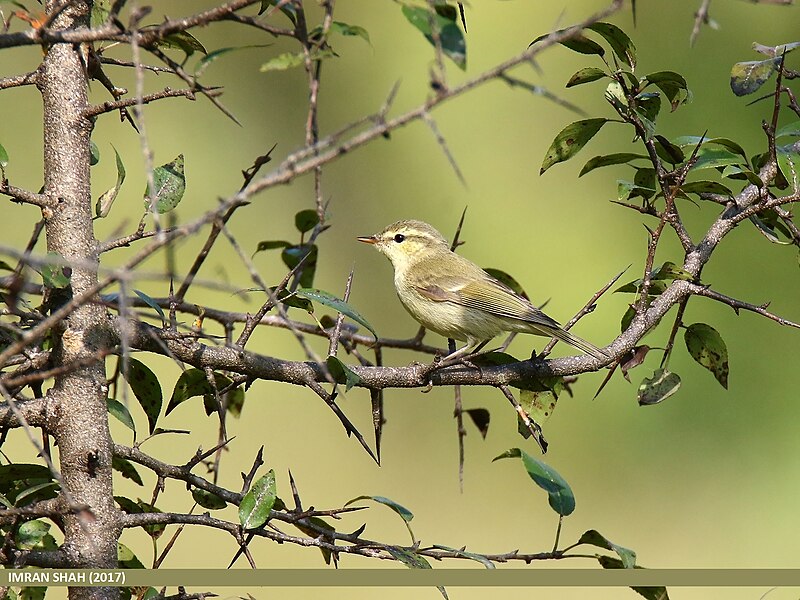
left=393, top=234, right=405, bottom=243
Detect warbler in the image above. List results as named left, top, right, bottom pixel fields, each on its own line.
left=358, top=220, right=607, bottom=362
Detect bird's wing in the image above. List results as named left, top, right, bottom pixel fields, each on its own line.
left=415, top=273, right=561, bottom=330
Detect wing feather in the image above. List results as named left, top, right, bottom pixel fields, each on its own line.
left=415, top=272, right=561, bottom=330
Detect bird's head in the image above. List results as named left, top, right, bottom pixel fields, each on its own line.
left=357, top=220, right=450, bottom=270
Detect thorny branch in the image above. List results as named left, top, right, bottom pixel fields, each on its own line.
left=0, top=0, right=799, bottom=576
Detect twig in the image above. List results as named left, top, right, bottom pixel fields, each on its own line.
left=687, top=283, right=800, bottom=329
left=0, top=182, right=53, bottom=208
left=305, top=379, right=377, bottom=463
left=499, top=73, right=587, bottom=115
left=659, top=297, right=689, bottom=368
left=219, top=222, right=322, bottom=364
left=83, top=86, right=198, bottom=118
left=0, top=70, right=38, bottom=89
left=689, top=0, right=712, bottom=47
left=498, top=384, right=547, bottom=453
left=540, top=266, right=628, bottom=357
left=326, top=267, right=354, bottom=357
left=422, top=111, right=466, bottom=185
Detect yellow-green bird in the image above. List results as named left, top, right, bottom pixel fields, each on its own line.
left=358, top=219, right=607, bottom=362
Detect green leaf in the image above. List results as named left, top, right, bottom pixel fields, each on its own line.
left=255, top=240, right=291, bottom=254
left=260, top=51, right=306, bottom=72
left=493, top=448, right=575, bottom=516
left=684, top=323, right=729, bottom=389
left=673, top=136, right=748, bottom=163
left=654, top=135, right=685, bottom=165
left=540, top=118, right=609, bottom=174
left=637, top=368, right=681, bottom=405
left=776, top=120, right=800, bottom=139
left=605, top=83, right=630, bottom=121
left=194, top=44, right=272, bottom=78
left=90, top=140, right=100, bottom=166
left=633, top=167, right=656, bottom=197
left=643, top=71, right=690, bottom=111
left=752, top=41, right=800, bottom=57
left=749, top=208, right=794, bottom=244
left=294, top=209, right=319, bottom=234
left=326, top=356, right=362, bottom=392
left=226, top=386, right=245, bottom=418
left=144, top=154, right=186, bottom=214
left=566, top=67, right=607, bottom=88
left=680, top=181, right=733, bottom=197
left=14, top=482, right=58, bottom=507
left=347, top=494, right=416, bottom=545
left=722, top=165, right=763, bottom=186
left=587, top=22, right=636, bottom=70
left=41, top=252, right=71, bottom=289
left=615, top=278, right=666, bottom=294
left=95, top=145, right=126, bottom=218
left=167, top=368, right=237, bottom=416
left=281, top=244, right=318, bottom=288
left=136, top=500, right=165, bottom=540
left=531, top=29, right=605, bottom=56
left=348, top=494, right=413, bottom=520
left=20, top=588, right=45, bottom=600
left=730, top=57, right=780, bottom=96
left=90, top=0, right=110, bottom=29
left=651, top=261, right=693, bottom=281
left=239, top=469, right=277, bottom=529
left=295, top=288, right=378, bottom=339
left=112, top=457, right=143, bottom=486
left=617, top=179, right=656, bottom=203
left=597, top=557, right=669, bottom=599
left=401, top=5, right=466, bottom=69
left=579, top=153, right=647, bottom=177
left=0, top=464, right=54, bottom=489
left=0, top=143, right=10, bottom=169
left=386, top=547, right=447, bottom=598
left=482, top=268, right=528, bottom=298
left=268, top=286, right=313, bottom=311
left=122, top=358, right=163, bottom=435
left=635, top=93, right=661, bottom=139
left=386, top=546, right=432, bottom=569
left=620, top=305, right=636, bottom=333
left=134, top=289, right=167, bottom=325
left=314, top=21, right=371, bottom=44
left=519, top=389, right=558, bottom=429
left=191, top=487, right=227, bottom=510
left=579, top=529, right=637, bottom=568
left=688, top=147, right=744, bottom=171
left=117, top=542, right=146, bottom=569
left=149, top=30, right=207, bottom=60
left=259, top=0, right=297, bottom=24
left=432, top=545, right=495, bottom=569
left=777, top=147, right=800, bottom=192
left=293, top=515, right=336, bottom=565
left=16, top=520, right=52, bottom=550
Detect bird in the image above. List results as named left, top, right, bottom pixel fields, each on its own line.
left=357, top=219, right=607, bottom=362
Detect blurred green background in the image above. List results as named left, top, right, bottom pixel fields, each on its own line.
left=2, top=1, right=800, bottom=599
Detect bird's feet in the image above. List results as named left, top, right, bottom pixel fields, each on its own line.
left=416, top=351, right=486, bottom=392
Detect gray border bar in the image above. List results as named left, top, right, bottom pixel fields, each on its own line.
left=2, top=569, right=800, bottom=587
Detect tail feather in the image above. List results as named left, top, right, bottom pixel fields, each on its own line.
left=548, top=327, right=608, bottom=361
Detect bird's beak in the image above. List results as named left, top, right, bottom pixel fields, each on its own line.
left=356, top=235, right=378, bottom=245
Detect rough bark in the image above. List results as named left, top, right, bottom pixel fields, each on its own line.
left=39, top=1, right=120, bottom=598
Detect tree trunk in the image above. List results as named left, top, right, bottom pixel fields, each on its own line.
left=40, top=1, right=119, bottom=598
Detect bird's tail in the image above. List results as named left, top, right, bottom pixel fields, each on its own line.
left=547, top=326, right=608, bottom=361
